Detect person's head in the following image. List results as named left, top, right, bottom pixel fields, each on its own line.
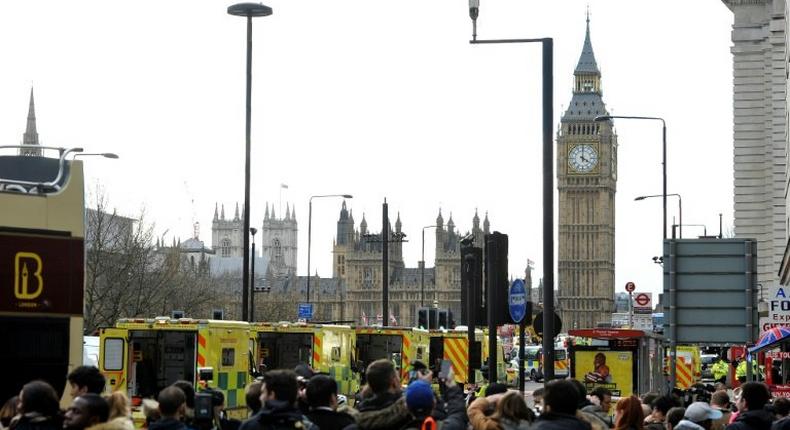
left=0, top=395, right=19, bottom=422
left=64, top=394, right=110, bottom=430
left=738, top=382, right=770, bottom=412
left=306, top=375, right=338, bottom=410
left=641, top=392, right=660, bottom=409
left=683, top=402, right=722, bottom=430
left=102, top=391, right=130, bottom=420
left=245, top=381, right=263, bottom=414
left=494, top=391, right=535, bottom=423
left=665, top=407, right=686, bottom=430
left=614, top=396, right=644, bottom=430
left=261, top=370, right=298, bottom=405
left=590, top=387, right=613, bottom=414
left=404, top=381, right=434, bottom=417
left=67, top=366, right=106, bottom=397
left=486, top=383, right=508, bottom=397
left=293, top=364, right=314, bottom=381
left=19, top=381, right=60, bottom=417
left=543, top=380, right=579, bottom=415
left=594, top=353, right=607, bottom=367
left=567, top=379, right=587, bottom=408
left=532, top=388, right=545, bottom=411
left=710, top=390, right=729, bottom=409
left=365, top=359, right=399, bottom=395
left=171, top=381, right=195, bottom=410
left=157, top=386, right=186, bottom=419
left=775, top=398, right=790, bottom=418
left=652, top=396, right=677, bottom=419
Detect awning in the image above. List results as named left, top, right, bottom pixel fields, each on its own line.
left=749, top=327, right=790, bottom=354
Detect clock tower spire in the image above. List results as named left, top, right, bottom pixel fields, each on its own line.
left=556, top=14, right=618, bottom=330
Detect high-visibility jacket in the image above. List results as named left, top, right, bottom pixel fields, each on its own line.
left=712, top=360, right=728, bottom=380
left=736, top=360, right=758, bottom=378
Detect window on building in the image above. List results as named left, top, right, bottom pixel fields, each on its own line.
left=221, top=238, right=231, bottom=257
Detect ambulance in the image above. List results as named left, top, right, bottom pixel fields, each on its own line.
left=98, top=318, right=252, bottom=425
left=355, top=326, right=430, bottom=384
left=251, top=322, right=358, bottom=398
left=664, top=345, right=702, bottom=389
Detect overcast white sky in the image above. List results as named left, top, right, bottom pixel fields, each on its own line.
left=0, top=1, right=734, bottom=300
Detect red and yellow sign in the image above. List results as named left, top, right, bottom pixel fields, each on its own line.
left=573, top=349, right=634, bottom=397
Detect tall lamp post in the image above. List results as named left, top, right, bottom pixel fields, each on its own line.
left=420, top=225, right=438, bottom=307
left=307, top=194, right=353, bottom=303
left=227, top=2, right=272, bottom=322
left=250, top=227, right=258, bottom=321
left=636, top=193, right=681, bottom=238
left=597, top=114, right=671, bottom=390
left=468, top=0, right=556, bottom=382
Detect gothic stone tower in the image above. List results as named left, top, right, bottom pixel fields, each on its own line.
left=557, top=16, right=617, bottom=329
left=262, top=202, right=298, bottom=278
left=212, top=203, right=244, bottom=258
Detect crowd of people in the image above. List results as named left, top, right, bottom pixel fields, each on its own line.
left=4, top=363, right=790, bottom=430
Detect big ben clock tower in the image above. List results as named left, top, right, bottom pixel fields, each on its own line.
left=557, top=15, right=617, bottom=330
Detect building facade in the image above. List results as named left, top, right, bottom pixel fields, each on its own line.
left=556, top=17, right=618, bottom=329
left=723, top=1, right=788, bottom=299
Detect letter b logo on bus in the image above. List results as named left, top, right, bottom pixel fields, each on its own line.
left=14, top=252, right=43, bottom=299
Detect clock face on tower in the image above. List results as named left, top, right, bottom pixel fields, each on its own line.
left=568, top=144, right=599, bottom=173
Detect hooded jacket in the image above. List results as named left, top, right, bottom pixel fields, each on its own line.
left=532, top=412, right=591, bottom=430
left=343, top=392, right=411, bottom=430
left=725, top=409, right=774, bottom=430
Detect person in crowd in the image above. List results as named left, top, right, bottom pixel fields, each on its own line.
left=709, top=391, right=732, bottom=430
left=584, top=387, right=614, bottom=428
left=532, top=380, right=591, bottom=430
left=347, top=359, right=411, bottom=430
left=245, top=382, right=263, bottom=415
left=471, top=383, right=511, bottom=418
left=202, top=389, right=240, bottom=430
left=725, top=382, right=772, bottom=430
left=238, top=370, right=315, bottom=430
left=666, top=408, right=686, bottom=430
left=712, top=360, right=729, bottom=386
left=642, top=395, right=660, bottom=411
left=149, top=387, right=187, bottom=430
left=98, top=392, right=134, bottom=430
left=11, top=381, right=62, bottom=430
left=532, top=388, right=545, bottom=415
left=63, top=394, right=110, bottom=430
left=170, top=382, right=195, bottom=428
left=400, top=378, right=466, bottom=430
left=675, top=402, right=722, bottom=430
left=568, top=380, right=608, bottom=430
left=304, top=375, right=355, bottom=430
left=614, top=396, right=644, bottom=430
left=1, top=396, right=19, bottom=429
left=67, top=367, right=106, bottom=398
left=468, top=390, right=534, bottom=430
left=772, top=397, right=790, bottom=430
left=645, top=396, right=679, bottom=430
left=141, top=399, right=160, bottom=429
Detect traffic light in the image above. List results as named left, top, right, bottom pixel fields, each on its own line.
left=438, top=309, right=453, bottom=329
left=417, top=308, right=429, bottom=329
left=461, top=245, right=484, bottom=326
left=485, top=232, right=509, bottom=326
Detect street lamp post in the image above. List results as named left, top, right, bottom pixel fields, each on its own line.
left=635, top=193, right=681, bottom=238
left=228, top=2, right=272, bottom=323
left=420, top=225, right=438, bottom=307
left=597, top=114, right=670, bottom=390
left=307, top=194, right=353, bottom=304
left=468, top=0, right=556, bottom=382
left=250, top=227, right=258, bottom=321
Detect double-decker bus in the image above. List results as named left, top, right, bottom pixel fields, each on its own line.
left=0, top=146, right=86, bottom=405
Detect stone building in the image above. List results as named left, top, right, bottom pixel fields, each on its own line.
left=723, top=1, right=788, bottom=298
left=556, top=16, right=618, bottom=329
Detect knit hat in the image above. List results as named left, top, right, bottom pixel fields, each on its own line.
left=685, top=402, right=723, bottom=423
left=405, top=380, right=434, bottom=413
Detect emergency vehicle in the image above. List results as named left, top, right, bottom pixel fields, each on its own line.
left=99, top=317, right=252, bottom=424
left=251, top=322, right=358, bottom=398
left=355, top=326, right=429, bottom=384
left=514, top=345, right=569, bottom=382
left=664, top=345, right=702, bottom=389
left=429, top=327, right=506, bottom=386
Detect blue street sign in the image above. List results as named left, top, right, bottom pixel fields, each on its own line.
left=298, top=303, right=313, bottom=320
left=509, top=279, right=527, bottom=323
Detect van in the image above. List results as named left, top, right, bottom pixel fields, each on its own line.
left=514, top=345, right=569, bottom=381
